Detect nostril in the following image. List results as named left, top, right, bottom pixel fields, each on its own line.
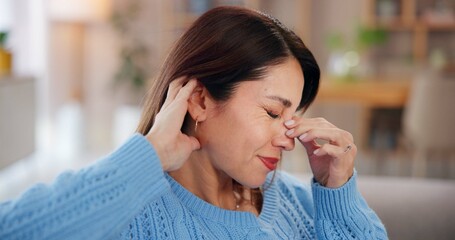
left=283, top=138, right=295, bottom=151
left=286, top=143, right=295, bottom=151
left=272, top=127, right=296, bottom=150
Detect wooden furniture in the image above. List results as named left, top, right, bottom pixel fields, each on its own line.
left=316, top=76, right=411, bottom=150
left=158, top=0, right=312, bottom=63
left=0, top=77, right=35, bottom=169
left=364, top=0, right=455, bottom=65
left=317, top=76, right=411, bottom=108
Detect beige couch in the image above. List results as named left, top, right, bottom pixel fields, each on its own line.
left=295, top=174, right=455, bottom=240
left=0, top=77, right=35, bottom=169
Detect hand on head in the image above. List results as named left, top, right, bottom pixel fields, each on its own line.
left=147, top=77, right=201, bottom=172
left=284, top=117, right=356, bottom=188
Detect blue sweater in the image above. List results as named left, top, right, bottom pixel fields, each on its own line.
left=0, top=134, right=387, bottom=239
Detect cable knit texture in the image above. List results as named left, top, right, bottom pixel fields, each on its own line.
left=0, top=134, right=387, bottom=239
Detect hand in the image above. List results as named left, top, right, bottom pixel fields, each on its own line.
left=146, top=77, right=201, bottom=171
left=284, top=117, right=356, bottom=188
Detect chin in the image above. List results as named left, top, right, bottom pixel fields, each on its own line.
left=239, top=175, right=268, bottom=189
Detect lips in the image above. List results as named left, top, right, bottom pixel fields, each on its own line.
left=259, top=156, right=279, bottom=171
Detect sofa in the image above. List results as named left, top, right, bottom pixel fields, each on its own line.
left=295, top=173, right=455, bottom=240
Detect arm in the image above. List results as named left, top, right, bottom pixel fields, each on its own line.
left=312, top=172, right=388, bottom=240
left=0, top=134, right=168, bottom=240
left=0, top=78, right=200, bottom=240
left=284, top=116, right=388, bottom=239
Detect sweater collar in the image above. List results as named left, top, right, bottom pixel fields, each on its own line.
left=164, top=172, right=279, bottom=227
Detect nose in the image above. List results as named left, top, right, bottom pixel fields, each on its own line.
left=272, top=126, right=295, bottom=151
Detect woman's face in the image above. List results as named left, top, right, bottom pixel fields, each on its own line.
left=201, top=57, right=304, bottom=188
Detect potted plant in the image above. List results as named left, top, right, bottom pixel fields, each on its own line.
left=110, top=1, right=150, bottom=106
left=326, top=26, right=387, bottom=81
left=0, top=31, right=12, bottom=78
left=110, top=1, right=152, bottom=146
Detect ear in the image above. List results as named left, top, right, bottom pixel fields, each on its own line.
left=187, top=81, right=213, bottom=122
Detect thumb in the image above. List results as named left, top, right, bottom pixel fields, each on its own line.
left=188, top=136, right=201, bottom=151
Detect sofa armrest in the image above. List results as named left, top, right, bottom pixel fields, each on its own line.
left=292, top=173, right=455, bottom=240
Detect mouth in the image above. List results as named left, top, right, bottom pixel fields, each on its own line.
left=258, top=156, right=279, bottom=171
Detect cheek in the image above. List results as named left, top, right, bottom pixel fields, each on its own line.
left=207, top=110, right=271, bottom=160
left=222, top=111, right=272, bottom=155
left=244, top=123, right=272, bottom=148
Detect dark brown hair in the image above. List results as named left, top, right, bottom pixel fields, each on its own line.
left=137, top=6, right=320, bottom=135
left=136, top=6, right=320, bottom=211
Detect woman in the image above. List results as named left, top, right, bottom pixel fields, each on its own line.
left=0, top=6, right=387, bottom=239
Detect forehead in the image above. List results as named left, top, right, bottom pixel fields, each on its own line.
left=234, top=58, right=304, bottom=108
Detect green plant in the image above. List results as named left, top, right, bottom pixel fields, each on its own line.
left=325, top=32, right=345, bottom=51
left=325, top=25, right=388, bottom=52
left=325, top=26, right=388, bottom=81
left=355, top=26, right=387, bottom=52
left=0, top=32, right=8, bottom=48
left=110, top=2, right=149, bottom=91
left=115, top=46, right=148, bottom=89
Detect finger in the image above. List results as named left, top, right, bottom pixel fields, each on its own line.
left=298, top=138, right=320, bottom=156
left=166, top=79, right=198, bottom=125
left=284, top=118, right=337, bottom=139
left=175, top=79, right=198, bottom=102
left=284, top=116, right=336, bottom=130
left=188, top=136, right=201, bottom=150
left=163, top=76, right=187, bottom=108
left=313, top=143, right=351, bottom=157
left=296, top=128, right=353, bottom=147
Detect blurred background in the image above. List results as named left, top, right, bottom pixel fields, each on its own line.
left=0, top=0, right=454, bottom=239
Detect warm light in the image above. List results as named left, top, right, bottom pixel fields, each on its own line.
left=344, top=51, right=360, bottom=68
left=0, top=0, right=13, bottom=31
left=48, top=0, right=111, bottom=23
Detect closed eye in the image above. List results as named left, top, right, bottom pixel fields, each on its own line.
left=266, top=110, right=280, bottom=119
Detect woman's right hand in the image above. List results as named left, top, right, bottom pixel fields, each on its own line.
left=146, top=77, right=201, bottom=171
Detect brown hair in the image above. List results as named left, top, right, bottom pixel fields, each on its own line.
left=137, top=6, right=319, bottom=135
left=136, top=6, right=320, bottom=211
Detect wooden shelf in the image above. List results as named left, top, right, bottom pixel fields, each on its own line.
left=159, top=0, right=313, bottom=62
left=421, top=22, right=455, bottom=31
left=317, top=76, right=412, bottom=108
left=370, top=22, right=414, bottom=31
left=365, top=0, right=455, bottom=64
left=371, top=21, right=455, bottom=31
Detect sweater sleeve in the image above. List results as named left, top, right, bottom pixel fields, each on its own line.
left=0, top=134, right=169, bottom=240
left=311, top=171, right=388, bottom=240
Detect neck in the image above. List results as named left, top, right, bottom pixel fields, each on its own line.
left=169, top=150, right=237, bottom=210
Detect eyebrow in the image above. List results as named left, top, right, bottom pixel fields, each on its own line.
left=266, top=95, right=292, bottom=108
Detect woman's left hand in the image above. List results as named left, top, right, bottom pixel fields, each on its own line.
left=284, top=116, right=356, bottom=188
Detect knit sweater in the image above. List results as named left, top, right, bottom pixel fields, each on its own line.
left=0, top=134, right=387, bottom=239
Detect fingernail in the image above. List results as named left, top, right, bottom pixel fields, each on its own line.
left=284, top=120, right=295, bottom=126
left=313, top=149, right=320, bottom=155
left=299, top=133, right=307, bottom=140
left=286, top=129, right=294, bottom=136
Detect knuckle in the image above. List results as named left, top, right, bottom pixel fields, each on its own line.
left=333, top=130, right=343, bottom=140
left=306, top=129, right=315, bottom=138
left=341, top=130, right=353, bottom=140
left=351, top=144, right=358, bottom=153
left=321, top=144, right=330, bottom=151
left=316, top=117, right=335, bottom=128
left=315, top=117, right=326, bottom=123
